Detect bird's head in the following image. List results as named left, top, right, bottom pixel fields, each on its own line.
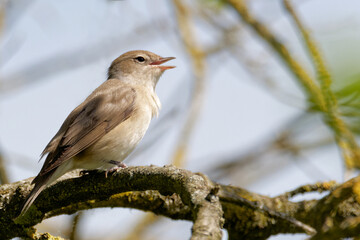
left=108, top=50, right=175, bottom=89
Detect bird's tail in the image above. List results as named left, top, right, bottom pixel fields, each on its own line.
left=19, top=173, right=53, bottom=216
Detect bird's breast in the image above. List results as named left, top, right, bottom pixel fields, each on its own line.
left=74, top=103, right=153, bottom=170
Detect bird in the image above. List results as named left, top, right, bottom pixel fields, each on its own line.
left=19, top=50, right=175, bottom=215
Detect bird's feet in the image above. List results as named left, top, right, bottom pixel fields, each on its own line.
left=105, top=160, right=128, bottom=178
left=79, top=161, right=127, bottom=178
left=79, top=169, right=99, bottom=176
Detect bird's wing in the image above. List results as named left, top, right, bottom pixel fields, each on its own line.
left=36, top=82, right=136, bottom=178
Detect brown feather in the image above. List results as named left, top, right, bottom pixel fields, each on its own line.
left=19, top=50, right=174, bottom=216
left=34, top=80, right=136, bottom=181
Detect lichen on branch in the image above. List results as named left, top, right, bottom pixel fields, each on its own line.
left=1, top=166, right=360, bottom=239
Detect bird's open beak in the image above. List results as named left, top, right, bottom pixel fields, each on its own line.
left=150, top=57, right=176, bottom=71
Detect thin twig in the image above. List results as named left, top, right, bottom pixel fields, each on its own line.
left=225, top=0, right=360, bottom=171
left=225, top=0, right=326, bottom=109
left=277, top=181, right=338, bottom=199
left=122, top=213, right=159, bottom=240
left=69, top=211, right=83, bottom=240
left=0, top=5, right=9, bottom=185
left=172, top=0, right=207, bottom=167
left=0, top=152, right=9, bottom=184
left=283, top=0, right=360, bottom=170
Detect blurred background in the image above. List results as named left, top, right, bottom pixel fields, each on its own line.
left=1, top=0, right=360, bottom=239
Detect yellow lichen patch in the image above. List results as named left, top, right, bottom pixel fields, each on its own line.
left=110, top=191, right=147, bottom=202
left=35, top=232, right=65, bottom=240
left=352, top=179, right=360, bottom=204
left=25, top=228, right=66, bottom=240
left=110, top=191, right=134, bottom=199
left=321, top=181, right=337, bottom=190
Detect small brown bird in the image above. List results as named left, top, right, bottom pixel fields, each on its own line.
left=20, top=50, right=175, bottom=215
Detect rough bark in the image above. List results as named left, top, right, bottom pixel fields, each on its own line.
left=0, top=165, right=359, bottom=239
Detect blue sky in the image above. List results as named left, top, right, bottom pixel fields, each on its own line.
left=2, top=0, right=360, bottom=239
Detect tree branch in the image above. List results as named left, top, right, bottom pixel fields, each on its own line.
left=1, top=166, right=223, bottom=240
left=1, top=166, right=360, bottom=239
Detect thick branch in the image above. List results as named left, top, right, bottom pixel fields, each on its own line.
left=0, top=165, right=223, bottom=240
left=1, top=166, right=360, bottom=239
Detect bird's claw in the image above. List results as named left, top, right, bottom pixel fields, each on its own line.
left=105, top=161, right=128, bottom=178
left=105, top=167, right=119, bottom=178
left=79, top=169, right=99, bottom=176
left=79, top=162, right=128, bottom=178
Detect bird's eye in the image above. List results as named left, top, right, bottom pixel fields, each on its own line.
left=135, top=56, right=145, bottom=62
